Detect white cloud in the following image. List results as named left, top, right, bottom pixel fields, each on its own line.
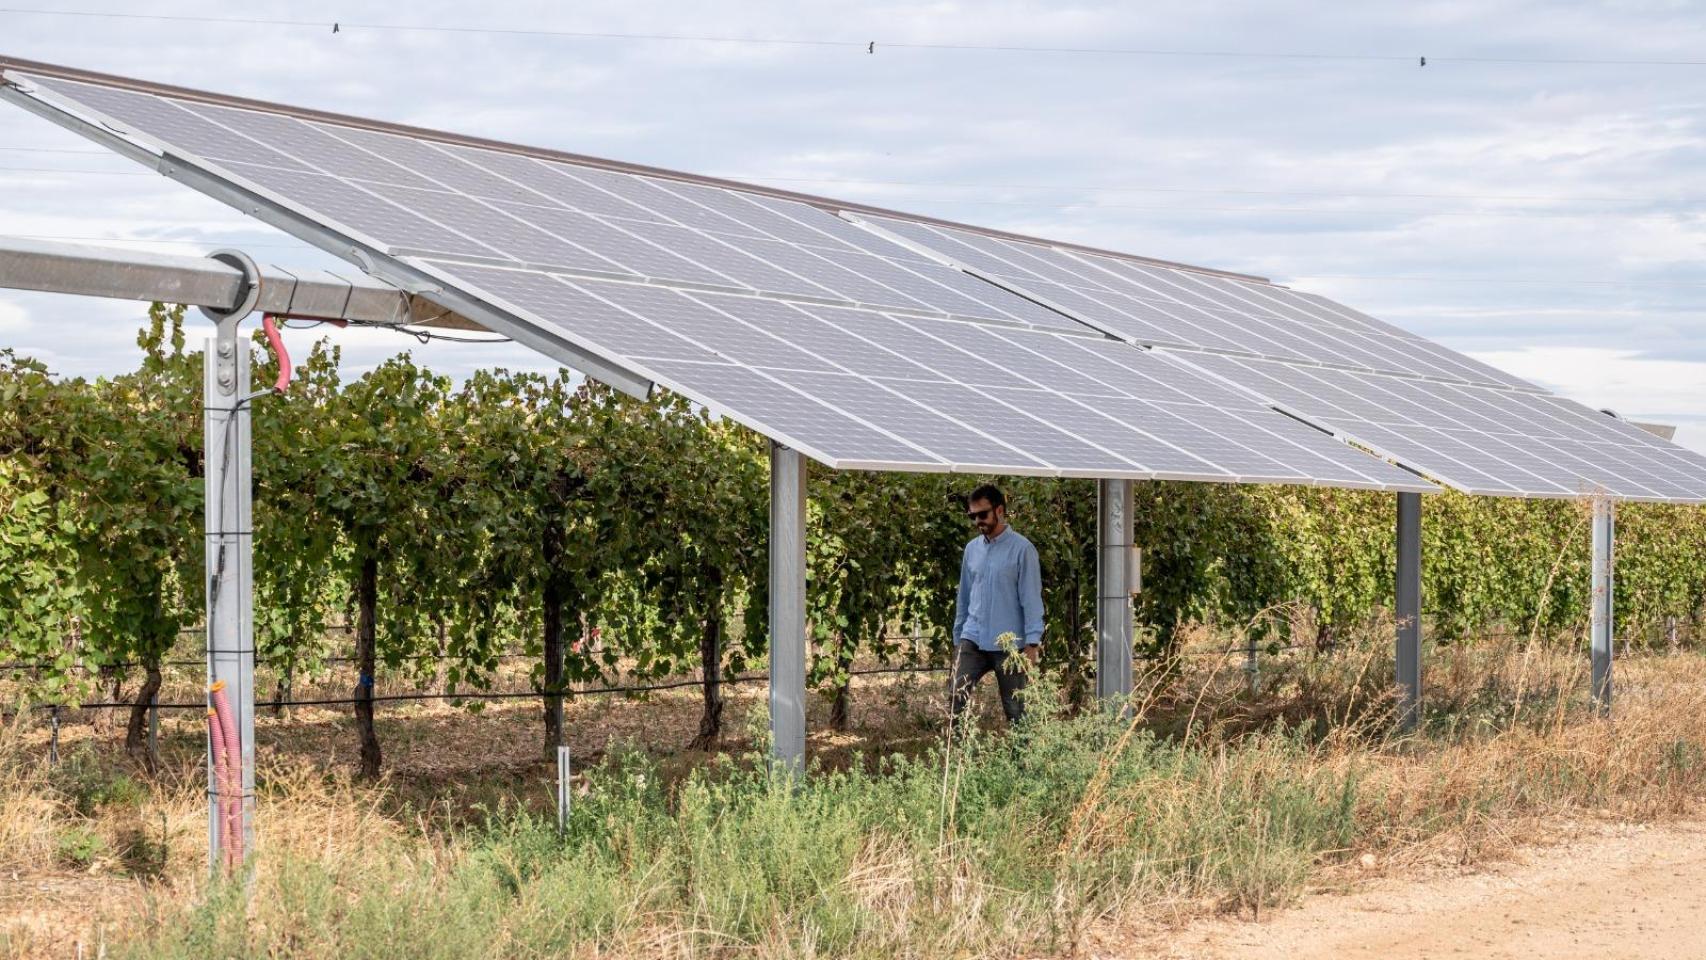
left=0, top=299, right=27, bottom=333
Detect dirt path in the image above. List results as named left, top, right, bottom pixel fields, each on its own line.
left=1160, top=819, right=1706, bottom=960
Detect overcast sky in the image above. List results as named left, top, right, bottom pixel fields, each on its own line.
left=3, top=2, right=1704, bottom=453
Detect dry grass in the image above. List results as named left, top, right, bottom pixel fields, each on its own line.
left=3, top=630, right=1705, bottom=959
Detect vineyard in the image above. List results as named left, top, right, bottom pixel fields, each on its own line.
left=5, top=306, right=1706, bottom=777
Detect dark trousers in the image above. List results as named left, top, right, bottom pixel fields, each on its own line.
left=949, top=639, right=1028, bottom=725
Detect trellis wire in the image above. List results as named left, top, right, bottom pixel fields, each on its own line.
left=0, top=633, right=949, bottom=674
left=24, top=662, right=952, bottom=714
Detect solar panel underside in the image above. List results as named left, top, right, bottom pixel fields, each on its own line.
left=11, top=70, right=1432, bottom=490
left=854, top=215, right=1706, bottom=501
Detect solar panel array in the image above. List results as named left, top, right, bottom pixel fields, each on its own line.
left=10, top=69, right=1431, bottom=490
left=852, top=215, right=1706, bottom=501
left=10, top=64, right=1702, bottom=501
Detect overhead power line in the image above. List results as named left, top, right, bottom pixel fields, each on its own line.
left=2, top=8, right=1705, bottom=67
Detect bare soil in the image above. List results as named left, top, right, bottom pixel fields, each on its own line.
left=1155, top=818, right=1706, bottom=960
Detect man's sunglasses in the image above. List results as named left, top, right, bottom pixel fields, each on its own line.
left=966, top=507, right=994, bottom=521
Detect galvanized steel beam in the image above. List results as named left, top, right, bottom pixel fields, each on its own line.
left=1095, top=478, right=1136, bottom=707
left=769, top=443, right=808, bottom=774
left=1591, top=498, right=1616, bottom=713
left=1395, top=491, right=1423, bottom=731
left=0, top=235, right=482, bottom=329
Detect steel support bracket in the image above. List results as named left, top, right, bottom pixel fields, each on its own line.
left=200, top=249, right=262, bottom=397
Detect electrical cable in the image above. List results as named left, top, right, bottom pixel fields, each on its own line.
left=340, top=318, right=513, bottom=344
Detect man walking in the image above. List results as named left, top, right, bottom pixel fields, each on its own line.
left=950, top=483, right=1043, bottom=725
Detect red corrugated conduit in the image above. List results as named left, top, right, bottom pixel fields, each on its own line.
left=261, top=313, right=291, bottom=393
left=208, top=680, right=243, bottom=871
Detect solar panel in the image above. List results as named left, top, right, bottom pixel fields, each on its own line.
left=1169, top=353, right=1706, bottom=501
left=10, top=61, right=1591, bottom=494
left=855, top=214, right=1541, bottom=390
left=839, top=211, right=1706, bottom=500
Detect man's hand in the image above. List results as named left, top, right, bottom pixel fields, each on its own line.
left=1024, top=644, right=1041, bottom=666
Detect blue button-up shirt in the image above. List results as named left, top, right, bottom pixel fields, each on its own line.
left=953, top=526, right=1044, bottom=652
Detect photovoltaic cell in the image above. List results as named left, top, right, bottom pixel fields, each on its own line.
left=422, top=262, right=716, bottom=364
left=667, top=183, right=864, bottom=252
left=756, top=198, right=939, bottom=262
left=613, top=220, right=833, bottom=297
left=622, top=177, right=771, bottom=237
left=996, top=388, right=1235, bottom=477
left=580, top=279, right=838, bottom=372
left=761, top=370, right=1047, bottom=469
left=216, top=162, right=505, bottom=259
left=478, top=204, right=726, bottom=284
left=856, top=316, right=1031, bottom=387
left=643, top=359, right=937, bottom=466
left=904, top=381, right=1142, bottom=473
left=939, top=327, right=1117, bottom=396
left=552, top=164, right=683, bottom=223
left=366, top=183, right=629, bottom=275
left=452, top=148, right=661, bottom=220
left=690, top=296, right=949, bottom=381
left=804, top=249, right=987, bottom=316
left=30, top=77, right=311, bottom=170
left=1055, top=396, right=1232, bottom=477
left=319, top=125, right=548, bottom=204
left=186, top=102, right=441, bottom=188
left=730, top=239, right=932, bottom=311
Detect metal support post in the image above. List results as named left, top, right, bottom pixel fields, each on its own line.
left=1395, top=491, right=1423, bottom=731
left=1095, top=479, right=1135, bottom=707
left=203, top=292, right=257, bottom=875
left=768, top=443, right=808, bottom=774
left=555, top=744, right=572, bottom=833
left=1591, top=498, right=1616, bottom=713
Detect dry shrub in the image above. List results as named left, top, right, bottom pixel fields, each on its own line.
left=0, top=711, right=59, bottom=871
